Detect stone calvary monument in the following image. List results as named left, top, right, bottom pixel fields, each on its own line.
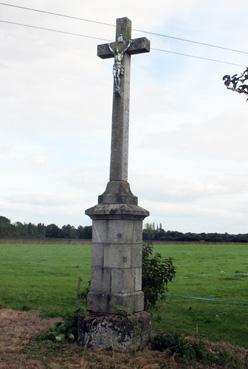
left=79, top=17, right=151, bottom=351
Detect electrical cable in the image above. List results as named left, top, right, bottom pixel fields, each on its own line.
left=0, top=1, right=248, bottom=56
left=0, top=2, right=115, bottom=28
left=152, top=47, right=245, bottom=67
left=0, top=19, right=245, bottom=68
left=0, top=19, right=110, bottom=42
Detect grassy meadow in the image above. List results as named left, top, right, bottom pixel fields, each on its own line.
left=0, top=242, right=248, bottom=347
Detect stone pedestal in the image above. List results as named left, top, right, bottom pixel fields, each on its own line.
left=85, top=180, right=149, bottom=315
left=81, top=181, right=150, bottom=351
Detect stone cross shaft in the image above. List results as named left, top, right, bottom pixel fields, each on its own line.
left=97, top=17, right=150, bottom=181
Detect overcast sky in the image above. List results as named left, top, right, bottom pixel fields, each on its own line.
left=1, top=0, right=248, bottom=233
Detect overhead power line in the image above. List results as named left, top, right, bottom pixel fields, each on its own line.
left=0, top=19, right=245, bottom=68
left=0, top=1, right=248, bottom=56
left=134, top=29, right=248, bottom=56
left=152, top=48, right=245, bottom=67
left=0, top=19, right=110, bottom=42
left=0, top=2, right=115, bottom=28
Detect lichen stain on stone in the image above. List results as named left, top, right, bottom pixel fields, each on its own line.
left=78, top=312, right=151, bottom=352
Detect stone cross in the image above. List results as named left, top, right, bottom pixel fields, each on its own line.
left=85, top=17, right=150, bottom=323
left=97, top=17, right=150, bottom=182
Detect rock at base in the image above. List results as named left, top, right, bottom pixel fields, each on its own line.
left=77, top=311, right=151, bottom=352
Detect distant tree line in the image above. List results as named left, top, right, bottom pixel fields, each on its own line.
left=0, top=216, right=92, bottom=240
left=1, top=216, right=248, bottom=242
left=143, top=223, right=248, bottom=243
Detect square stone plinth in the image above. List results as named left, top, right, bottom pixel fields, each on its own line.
left=86, top=200, right=149, bottom=315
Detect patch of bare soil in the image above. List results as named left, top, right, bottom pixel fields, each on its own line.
left=0, top=309, right=59, bottom=369
left=0, top=309, right=247, bottom=369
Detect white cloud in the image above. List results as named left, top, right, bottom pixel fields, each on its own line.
left=141, top=111, right=248, bottom=161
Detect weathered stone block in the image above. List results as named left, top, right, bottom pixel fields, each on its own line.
left=90, top=267, right=111, bottom=293
left=134, top=291, right=144, bottom=312
left=87, top=291, right=109, bottom=312
left=92, top=219, right=142, bottom=244
left=131, top=243, right=142, bottom=268
left=91, top=243, right=104, bottom=267
left=78, top=311, right=151, bottom=352
left=134, top=267, right=142, bottom=291
left=110, top=291, right=144, bottom=314
left=104, top=243, right=131, bottom=268
left=87, top=290, right=144, bottom=314
left=92, top=221, right=107, bottom=243
left=111, top=268, right=134, bottom=293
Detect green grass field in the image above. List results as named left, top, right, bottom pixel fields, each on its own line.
left=0, top=243, right=248, bottom=348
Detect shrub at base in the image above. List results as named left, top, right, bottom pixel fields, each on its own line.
left=142, top=242, right=176, bottom=310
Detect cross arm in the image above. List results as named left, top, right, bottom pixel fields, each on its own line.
left=128, top=37, right=150, bottom=55
left=97, top=37, right=150, bottom=59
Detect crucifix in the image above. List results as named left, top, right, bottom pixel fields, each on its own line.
left=97, top=17, right=150, bottom=182
left=84, top=18, right=151, bottom=350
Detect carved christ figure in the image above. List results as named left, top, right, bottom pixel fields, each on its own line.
left=108, top=39, right=131, bottom=95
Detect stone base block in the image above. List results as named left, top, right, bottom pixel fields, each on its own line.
left=78, top=312, right=151, bottom=352
left=87, top=291, right=144, bottom=314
